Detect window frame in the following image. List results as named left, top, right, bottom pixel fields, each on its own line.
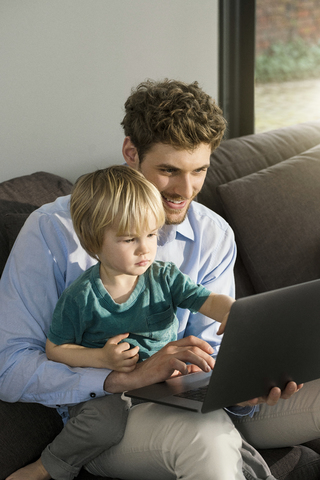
left=219, top=0, right=256, bottom=139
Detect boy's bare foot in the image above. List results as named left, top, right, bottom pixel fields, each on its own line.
left=6, top=458, right=51, bottom=480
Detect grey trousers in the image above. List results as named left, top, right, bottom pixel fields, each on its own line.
left=41, top=394, right=130, bottom=480
left=234, top=378, right=320, bottom=449
left=85, top=380, right=320, bottom=480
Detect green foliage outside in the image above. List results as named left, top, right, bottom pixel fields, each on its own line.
left=255, top=38, right=320, bottom=83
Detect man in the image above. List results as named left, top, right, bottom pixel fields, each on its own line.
left=0, top=79, right=300, bottom=480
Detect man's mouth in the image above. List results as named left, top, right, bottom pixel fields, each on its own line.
left=161, top=195, right=187, bottom=210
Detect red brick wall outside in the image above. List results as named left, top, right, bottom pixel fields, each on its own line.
left=256, top=0, right=320, bottom=55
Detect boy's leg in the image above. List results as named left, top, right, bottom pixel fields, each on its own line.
left=86, top=402, right=246, bottom=480
left=41, top=394, right=130, bottom=480
left=233, top=379, right=320, bottom=449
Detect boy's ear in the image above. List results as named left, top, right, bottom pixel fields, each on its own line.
left=122, top=137, right=140, bottom=169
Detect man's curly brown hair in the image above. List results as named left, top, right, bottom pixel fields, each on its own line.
left=121, top=79, right=227, bottom=161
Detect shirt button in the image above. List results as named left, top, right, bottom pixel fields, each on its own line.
left=90, top=392, right=96, bottom=398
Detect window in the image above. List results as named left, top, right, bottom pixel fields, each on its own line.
left=255, top=1, right=320, bottom=133
left=219, top=0, right=320, bottom=138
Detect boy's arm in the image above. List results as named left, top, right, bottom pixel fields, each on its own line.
left=46, top=334, right=139, bottom=372
left=198, top=293, right=235, bottom=335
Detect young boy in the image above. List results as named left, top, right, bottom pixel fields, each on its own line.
left=9, top=165, right=234, bottom=480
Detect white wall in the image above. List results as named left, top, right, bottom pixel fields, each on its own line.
left=0, top=0, right=219, bottom=184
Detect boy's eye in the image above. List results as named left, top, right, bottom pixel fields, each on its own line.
left=124, top=238, right=135, bottom=243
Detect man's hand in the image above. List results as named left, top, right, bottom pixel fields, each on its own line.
left=104, top=335, right=215, bottom=393
left=237, top=381, right=304, bottom=408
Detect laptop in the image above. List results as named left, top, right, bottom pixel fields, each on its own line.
left=126, top=278, right=320, bottom=413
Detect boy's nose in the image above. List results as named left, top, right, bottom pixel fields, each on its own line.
left=137, top=240, right=149, bottom=255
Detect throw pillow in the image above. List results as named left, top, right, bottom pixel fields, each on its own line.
left=217, top=144, right=320, bottom=293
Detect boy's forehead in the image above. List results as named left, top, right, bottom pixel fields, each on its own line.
left=115, top=216, right=160, bottom=237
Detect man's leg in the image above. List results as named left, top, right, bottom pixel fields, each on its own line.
left=233, top=379, right=320, bottom=449
left=85, top=402, right=245, bottom=480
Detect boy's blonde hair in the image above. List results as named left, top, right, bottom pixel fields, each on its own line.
left=70, top=165, right=165, bottom=259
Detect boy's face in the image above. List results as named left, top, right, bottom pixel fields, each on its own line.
left=124, top=141, right=211, bottom=225
left=97, top=218, right=159, bottom=278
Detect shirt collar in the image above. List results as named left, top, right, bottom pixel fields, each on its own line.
left=158, top=210, right=195, bottom=246
left=176, top=213, right=194, bottom=241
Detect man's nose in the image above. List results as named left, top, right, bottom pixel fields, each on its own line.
left=174, top=175, right=194, bottom=199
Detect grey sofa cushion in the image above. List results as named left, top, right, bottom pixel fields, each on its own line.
left=261, top=445, right=320, bottom=479
left=199, top=120, right=320, bottom=218
left=0, top=172, right=73, bottom=276
left=4, top=212, right=30, bottom=251
left=0, top=171, right=73, bottom=205
left=217, top=144, right=320, bottom=293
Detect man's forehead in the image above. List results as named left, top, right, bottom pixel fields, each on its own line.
left=142, top=143, right=211, bottom=168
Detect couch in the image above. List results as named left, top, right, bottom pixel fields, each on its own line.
left=1, top=120, right=320, bottom=479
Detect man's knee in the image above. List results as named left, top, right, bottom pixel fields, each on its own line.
left=184, top=408, right=241, bottom=447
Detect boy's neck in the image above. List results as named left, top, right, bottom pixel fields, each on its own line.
left=99, top=264, right=139, bottom=304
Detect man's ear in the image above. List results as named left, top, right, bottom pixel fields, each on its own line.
left=122, top=137, right=139, bottom=169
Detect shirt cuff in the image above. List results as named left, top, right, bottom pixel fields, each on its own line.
left=78, top=366, right=111, bottom=399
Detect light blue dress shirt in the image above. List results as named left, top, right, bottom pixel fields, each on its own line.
left=0, top=195, right=237, bottom=409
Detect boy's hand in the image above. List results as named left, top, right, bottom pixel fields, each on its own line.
left=100, top=333, right=139, bottom=372
left=216, top=312, right=229, bottom=335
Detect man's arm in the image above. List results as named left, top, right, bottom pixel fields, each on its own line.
left=180, top=217, right=237, bottom=351
left=104, top=336, right=216, bottom=393
left=0, top=206, right=106, bottom=406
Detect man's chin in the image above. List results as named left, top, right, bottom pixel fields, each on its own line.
left=164, top=208, right=189, bottom=225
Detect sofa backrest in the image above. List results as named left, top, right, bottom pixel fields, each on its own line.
left=0, top=172, right=73, bottom=277
left=198, top=121, right=320, bottom=298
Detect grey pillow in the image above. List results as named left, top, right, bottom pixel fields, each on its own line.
left=0, top=172, right=73, bottom=277
left=217, top=144, right=320, bottom=293
left=199, top=121, right=320, bottom=218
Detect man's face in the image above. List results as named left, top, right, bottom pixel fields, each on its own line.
left=136, top=143, right=211, bottom=225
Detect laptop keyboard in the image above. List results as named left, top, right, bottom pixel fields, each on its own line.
left=174, top=385, right=208, bottom=402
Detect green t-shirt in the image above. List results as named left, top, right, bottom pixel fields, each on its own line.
left=48, top=261, right=211, bottom=361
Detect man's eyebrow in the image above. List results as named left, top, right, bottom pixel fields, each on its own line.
left=156, top=163, right=179, bottom=170
left=197, top=163, right=211, bottom=170
left=157, top=163, right=211, bottom=171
